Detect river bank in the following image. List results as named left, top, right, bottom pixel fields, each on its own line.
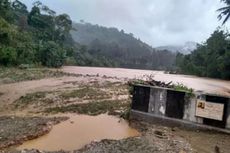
left=0, top=66, right=230, bottom=153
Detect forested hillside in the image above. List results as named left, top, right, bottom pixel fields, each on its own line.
left=71, top=22, right=176, bottom=70
left=0, top=0, right=176, bottom=70
left=0, top=0, right=75, bottom=67
left=176, top=29, right=230, bottom=79
left=0, top=0, right=177, bottom=70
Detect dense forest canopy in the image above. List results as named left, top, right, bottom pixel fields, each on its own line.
left=0, top=0, right=74, bottom=67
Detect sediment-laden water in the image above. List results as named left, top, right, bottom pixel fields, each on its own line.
left=17, top=114, right=139, bottom=151
left=62, top=66, right=230, bottom=97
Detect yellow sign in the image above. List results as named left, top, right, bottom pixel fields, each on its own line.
left=195, top=100, right=224, bottom=121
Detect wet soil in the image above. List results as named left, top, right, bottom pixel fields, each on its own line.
left=7, top=121, right=193, bottom=153
left=74, top=121, right=192, bottom=153
left=0, top=74, right=127, bottom=116
left=0, top=116, right=68, bottom=150
left=9, top=80, right=129, bottom=116
left=17, top=114, right=139, bottom=151
left=0, top=66, right=230, bottom=153
left=174, top=128, right=230, bottom=153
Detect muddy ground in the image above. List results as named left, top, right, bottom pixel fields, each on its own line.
left=0, top=116, right=68, bottom=151
left=0, top=67, right=230, bottom=153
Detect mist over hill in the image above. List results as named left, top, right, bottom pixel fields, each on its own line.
left=72, top=22, right=153, bottom=49
left=71, top=22, right=176, bottom=70
left=156, top=42, right=197, bottom=54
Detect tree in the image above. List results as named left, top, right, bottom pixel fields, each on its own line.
left=55, top=14, right=72, bottom=43
left=40, top=41, right=65, bottom=68
left=176, top=29, right=230, bottom=79
left=0, top=0, right=177, bottom=69
left=217, top=0, right=230, bottom=25
left=12, top=0, right=28, bottom=15
left=55, top=14, right=72, bottom=33
left=0, top=0, right=14, bottom=22
left=0, top=0, right=74, bottom=68
left=0, top=47, right=17, bottom=66
left=12, top=0, right=28, bottom=29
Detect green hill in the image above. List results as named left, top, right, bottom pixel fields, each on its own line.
left=71, top=22, right=176, bottom=70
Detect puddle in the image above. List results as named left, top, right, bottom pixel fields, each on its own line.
left=17, top=114, right=140, bottom=151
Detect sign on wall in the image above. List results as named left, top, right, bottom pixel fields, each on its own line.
left=195, top=100, right=224, bottom=121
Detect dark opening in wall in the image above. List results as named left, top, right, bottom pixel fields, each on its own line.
left=203, top=95, right=229, bottom=128
left=131, top=85, right=150, bottom=112
left=165, top=90, right=185, bottom=119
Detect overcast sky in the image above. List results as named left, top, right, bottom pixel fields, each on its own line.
left=21, top=0, right=226, bottom=47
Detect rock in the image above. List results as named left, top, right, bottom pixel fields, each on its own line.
left=179, top=150, right=187, bottom=153
left=154, top=130, right=168, bottom=139
left=215, top=145, right=220, bottom=153
left=172, top=127, right=178, bottom=131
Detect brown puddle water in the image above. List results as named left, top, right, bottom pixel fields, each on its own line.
left=17, top=114, right=140, bottom=151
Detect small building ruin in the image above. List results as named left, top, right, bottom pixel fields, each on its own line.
left=130, top=84, right=230, bottom=133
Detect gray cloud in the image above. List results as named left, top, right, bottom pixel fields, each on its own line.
left=22, top=0, right=225, bottom=46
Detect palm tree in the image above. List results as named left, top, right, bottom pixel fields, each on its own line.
left=218, top=0, right=230, bottom=25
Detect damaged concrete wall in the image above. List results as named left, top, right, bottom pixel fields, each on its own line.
left=131, top=84, right=230, bottom=131
left=183, top=95, right=203, bottom=124
left=165, top=90, right=185, bottom=119
left=202, top=95, right=229, bottom=128
left=148, top=87, right=167, bottom=116
left=131, top=85, right=150, bottom=112
left=225, top=99, right=230, bottom=129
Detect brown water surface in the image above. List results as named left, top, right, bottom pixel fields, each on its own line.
left=17, top=114, right=139, bottom=151
left=63, top=66, right=230, bottom=97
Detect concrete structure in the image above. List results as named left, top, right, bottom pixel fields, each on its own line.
left=130, top=84, right=230, bottom=132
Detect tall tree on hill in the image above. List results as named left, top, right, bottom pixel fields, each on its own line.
left=0, top=0, right=14, bottom=22
left=218, top=0, right=230, bottom=25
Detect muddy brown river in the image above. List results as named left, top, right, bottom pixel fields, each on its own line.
left=62, top=66, right=230, bottom=97
left=17, top=114, right=139, bottom=151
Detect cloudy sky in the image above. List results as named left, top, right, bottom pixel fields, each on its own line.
left=21, top=0, right=226, bottom=47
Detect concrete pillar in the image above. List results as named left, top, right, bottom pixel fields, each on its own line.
left=226, top=99, right=230, bottom=129
left=183, top=93, right=203, bottom=124
left=148, top=87, right=167, bottom=116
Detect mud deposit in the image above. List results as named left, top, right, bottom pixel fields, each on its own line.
left=0, top=67, right=230, bottom=153
left=0, top=116, right=67, bottom=150
left=17, top=114, right=139, bottom=151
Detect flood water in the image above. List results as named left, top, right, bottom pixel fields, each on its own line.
left=17, top=114, right=140, bottom=151
left=62, top=66, right=230, bottom=97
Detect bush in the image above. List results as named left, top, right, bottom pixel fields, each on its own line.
left=40, top=41, right=65, bottom=68
left=64, top=56, right=76, bottom=65
left=0, top=46, right=17, bottom=66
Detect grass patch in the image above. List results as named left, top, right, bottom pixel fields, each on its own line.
left=14, top=92, right=47, bottom=108
left=45, top=100, right=130, bottom=116
left=12, top=86, right=115, bottom=110
left=128, top=78, right=194, bottom=96
left=173, top=83, right=194, bottom=96
left=102, top=81, right=123, bottom=88
left=0, top=67, right=80, bottom=84
left=60, top=87, right=111, bottom=100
